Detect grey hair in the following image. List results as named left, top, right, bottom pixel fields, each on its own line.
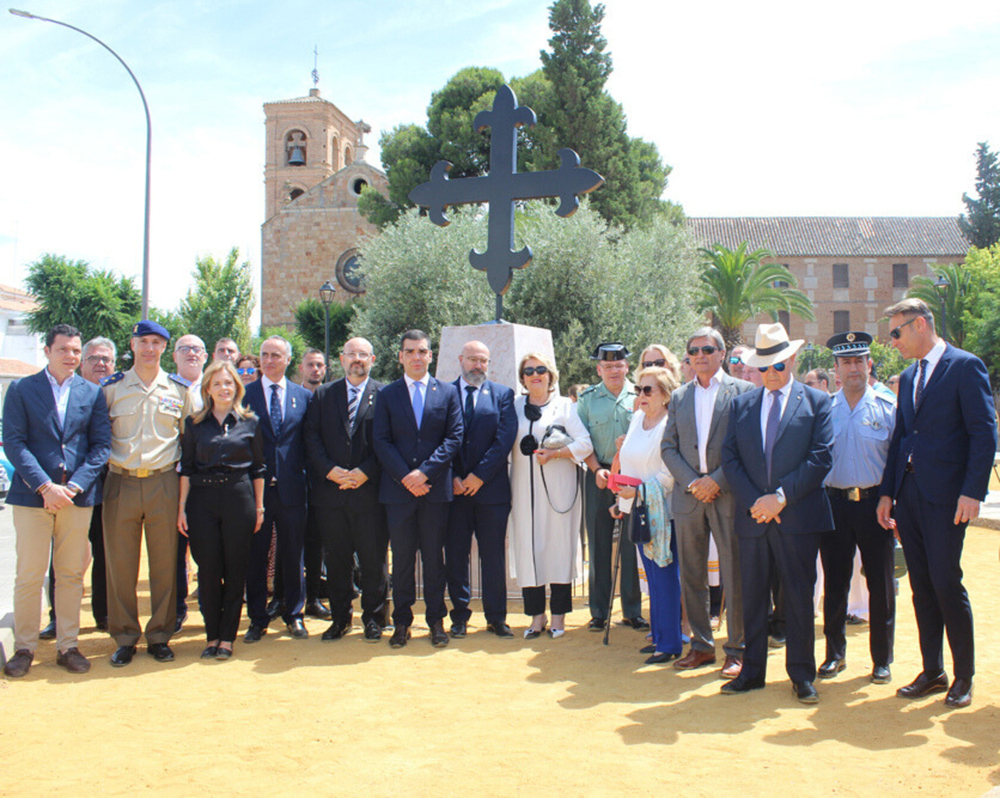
left=884, top=298, right=935, bottom=328
left=83, top=336, right=117, bottom=360
left=686, top=327, right=725, bottom=351
left=263, top=335, right=293, bottom=358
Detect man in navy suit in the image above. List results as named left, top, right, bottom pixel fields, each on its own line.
left=373, top=329, right=463, bottom=649
left=721, top=323, right=834, bottom=703
left=877, top=298, right=996, bottom=709
left=2, top=324, right=111, bottom=678
left=304, top=337, right=388, bottom=642
left=243, top=335, right=313, bottom=642
left=444, top=341, right=517, bottom=639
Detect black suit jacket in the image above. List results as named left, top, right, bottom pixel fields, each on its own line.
left=243, top=379, right=312, bottom=506
left=451, top=378, right=517, bottom=505
left=304, top=377, right=383, bottom=510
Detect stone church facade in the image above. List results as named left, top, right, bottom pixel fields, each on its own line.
left=261, top=88, right=387, bottom=329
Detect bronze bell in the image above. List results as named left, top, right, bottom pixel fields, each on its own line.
left=287, top=146, right=305, bottom=166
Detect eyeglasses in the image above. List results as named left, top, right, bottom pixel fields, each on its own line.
left=237, top=367, right=256, bottom=376
left=523, top=365, right=548, bottom=376
left=687, top=345, right=718, bottom=356
left=729, top=356, right=742, bottom=365
left=342, top=351, right=372, bottom=360
left=86, top=355, right=113, bottom=365
left=176, top=345, right=205, bottom=355
left=634, top=385, right=657, bottom=396
left=642, top=358, right=666, bottom=368
left=889, top=317, right=918, bottom=340
left=757, top=362, right=788, bottom=373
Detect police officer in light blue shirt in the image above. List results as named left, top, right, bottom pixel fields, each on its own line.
left=818, top=331, right=897, bottom=686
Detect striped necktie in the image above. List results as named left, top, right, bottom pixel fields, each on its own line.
left=347, top=385, right=360, bottom=427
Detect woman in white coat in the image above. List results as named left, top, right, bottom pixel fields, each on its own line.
left=508, top=352, right=593, bottom=639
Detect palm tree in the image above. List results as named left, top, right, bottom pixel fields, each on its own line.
left=906, top=262, right=974, bottom=348
left=697, top=242, right=815, bottom=349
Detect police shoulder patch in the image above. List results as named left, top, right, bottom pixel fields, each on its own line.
left=168, top=373, right=191, bottom=388
left=100, top=372, right=125, bottom=387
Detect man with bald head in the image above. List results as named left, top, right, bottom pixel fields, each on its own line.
left=304, top=337, right=388, bottom=641
left=444, top=341, right=517, bottom=638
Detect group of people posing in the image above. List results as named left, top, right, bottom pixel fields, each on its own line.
left=3, top=298, right=994, bottom=712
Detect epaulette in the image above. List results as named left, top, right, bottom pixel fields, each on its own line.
left=579, top=384, right=599, bottom=396
left=100, top=372, right=125, bottom=387
left=874, top=392, right=896, bottom=408
left=168, top=373, right=191, bottom=388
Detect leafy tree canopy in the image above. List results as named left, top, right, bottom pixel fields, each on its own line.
left=177, top=247, right=255, bottom=354
left=961, top=242, right=1000, bottom=386
left=905, top=262, right=974, bottom=348
left=294, top=297, right=356, bottom=361
left=959, top=141, right=1000, bottom=248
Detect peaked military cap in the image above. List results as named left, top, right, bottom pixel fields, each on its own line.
left=591, top=342, right=630, bottom=361
left=826, top=331, right=872, bottom=357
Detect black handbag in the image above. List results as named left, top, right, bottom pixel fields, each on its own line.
left=629, top=483, right=651, bottom=545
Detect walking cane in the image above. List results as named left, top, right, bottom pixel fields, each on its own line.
left=603, top=511, right=625, bottom=646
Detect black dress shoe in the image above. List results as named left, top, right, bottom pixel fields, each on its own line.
left=621, top=615, right=650, bottom=630
left=304, top=599, right=333, bottom=621
left=640, top=644, right=657, bottom=654
left=147, top=643, right=175, bottom=662
left=450, top=622, right=467, bottom=639
left=174, top=610, right=188, bottom=634
left=430, top=621, right=449, bottom=648
left=818, top=658, right=847, bottom=679
left=871, top=665, right=892, bottom=684
left=3, top=649, right=33, bottom=678
left=363, top=620, right=382, bottom=642
left=200, top=645, right=219, bottom=659
left=389, top=625, right=410, bottom=648
left=588, top=617, right=606, bottom=632
left=243, top=624, right=267, bottom=643
left=287, top=619, right=309, bottom=639
left=720, top=674, right=766, bottom=695
left=266, top=598, right=284, bottom=621
left=896, top=671, right=948, bottom=699
left=95, top=617, right=109, bottom=631
left=321, top=620, right=350, bottom=641
left=793, top=681, right=819, bottom=704
left=645, top=652, right=677, bottom=665
left=487, top=622, right=514, bottom=638
left=944, top=678, right=973, bottom=708
left=110, top=645, right=136, bottom=667
left=39, top=620, right=56, bottom=640
left=215, top=647, right=234, bottom=660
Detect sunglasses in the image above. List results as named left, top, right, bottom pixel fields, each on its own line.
left=889, top=317, right=918, bottom=340
left=634, top=385, right=657, bottom=396
left=687, top=345, right=718, bottom=356
left=642, top=358, right=666, bottom=368
left=237, top=367, right=257, bottom=376
left=757, top=362, right=788, bottom=373
left=523, top=365, right=548, bottom=376
left=729, top=356, right=742, bottom=365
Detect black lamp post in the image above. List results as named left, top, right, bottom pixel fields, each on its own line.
left=319, top=281, right=336, bottom=373
left=11, top=9, right=153, bottom=318
left=934, top=274, right=949, bottom=342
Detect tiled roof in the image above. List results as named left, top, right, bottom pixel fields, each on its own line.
left=265, top=94, right=331, bottom=105
left=0, top=358, right=41, bottom=377
left=685, top=217, right=969, bottom=257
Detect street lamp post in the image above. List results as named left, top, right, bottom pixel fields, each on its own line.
left=319, top=281, right=336, bottom=374
left=11, top=8, right=153, bottom=317
left=934, top=274, right=949, bottom=343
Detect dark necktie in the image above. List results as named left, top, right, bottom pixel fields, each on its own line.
left=464, top=385, right=476, bottom=424
left=764, top=389, right=782, bottom=482
left=270, top=384, right=283, bottom=435
left=914, top=359, right=928, bottom=410
left=347, top=385, right=360, bottom=428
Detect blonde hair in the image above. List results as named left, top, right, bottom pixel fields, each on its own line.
left=640, top=345, right=683, bottom=386
left=192, top=361, right=254, bottom=425
left=518, top=351, right=559, bottom=394
left=635, top=366, right=680, bottom=408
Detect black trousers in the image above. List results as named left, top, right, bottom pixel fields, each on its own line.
left=585, top=471, right=640, bottom=619
left=186, top=478, right=256, bottom=642
left=445, top=497, right=510, bottom=625
left=304, top=504, right=325, bottom=602
left=386, top=500, right=449, bottom=628
left=246, top=487, right=307, bottom=626
left=88, top=503, right=107, bottom=623
left=820, top=493, right=895, bottom=666
left=319, top=503, right=389, bottom=626
left=523, top=583, right=572, bottom=616
left=895, top=473, right=974, bottom=679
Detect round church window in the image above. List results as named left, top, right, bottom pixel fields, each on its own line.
left=336, top=249, right=365, bottom=294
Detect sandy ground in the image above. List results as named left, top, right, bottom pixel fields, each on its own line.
left=2, top=525, right=998, bottom=797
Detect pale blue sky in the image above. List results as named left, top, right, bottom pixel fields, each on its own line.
left=3, top=0, right=999, bottom=318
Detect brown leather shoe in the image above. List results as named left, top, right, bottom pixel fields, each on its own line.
left=56, top=647, right=91, bottom=674
left=720, top=655, right=743, bottom=680
left=3, top=649, right=33, bottom=678
left=673, top=648, right=717, bottom=670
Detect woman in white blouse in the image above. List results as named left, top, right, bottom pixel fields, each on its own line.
left=612, top=354, right=683, bottom=664
left=508, top=352, right=593, bottom=639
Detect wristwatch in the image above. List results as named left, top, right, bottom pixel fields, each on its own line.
left=775, top=487, right=787, bottom=506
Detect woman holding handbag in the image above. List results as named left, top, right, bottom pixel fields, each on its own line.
left=612, top=356, right=683, bottom=664
left=508, top=352, right=593, bottom=639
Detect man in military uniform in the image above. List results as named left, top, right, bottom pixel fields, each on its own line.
left=576, top=343, right=646, bottom=631
left=819, top=331, right=897, bottom=685
left=102, top=320, right=193, bottom=667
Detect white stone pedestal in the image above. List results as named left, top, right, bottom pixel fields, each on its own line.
left=435, top=321, right=555, bottom=392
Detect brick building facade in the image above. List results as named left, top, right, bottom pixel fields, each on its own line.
left=686, top=217, right=969, bottom=345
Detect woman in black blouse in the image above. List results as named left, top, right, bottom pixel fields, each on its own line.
left=178, top=361, right=265, bottom=660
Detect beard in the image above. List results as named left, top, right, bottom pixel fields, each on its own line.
left=464, top=369, right=486, bottom=386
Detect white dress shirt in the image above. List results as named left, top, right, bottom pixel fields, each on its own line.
left=458, top=377, right=482, bottom=411
left=45, top=367, right=73, bottom=429
left=759, top=378, right=795, bottom=444
left=261, top=374, right=287, bottom=417
left=693, top=369, right=723, bottom=474
left=913, top=338, right=946, bottom=405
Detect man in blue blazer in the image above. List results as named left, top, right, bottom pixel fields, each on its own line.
left=242, top=335, right=314, bottom=642
left=877, top=299, right=996, bottom=709
left=373, top=329, right=463, bottom=649
left=721, top=323, right=834, bottom=703
left=2, top=324, right=111, bottom=678
left=444, top=341, right=517, bottom=639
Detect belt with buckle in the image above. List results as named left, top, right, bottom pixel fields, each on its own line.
left=109, top=464, right=175, bottom=479
left=826, top=486, right=879, bottom=502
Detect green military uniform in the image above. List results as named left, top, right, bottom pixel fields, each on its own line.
left=576, top=378, right=640, bottom=623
